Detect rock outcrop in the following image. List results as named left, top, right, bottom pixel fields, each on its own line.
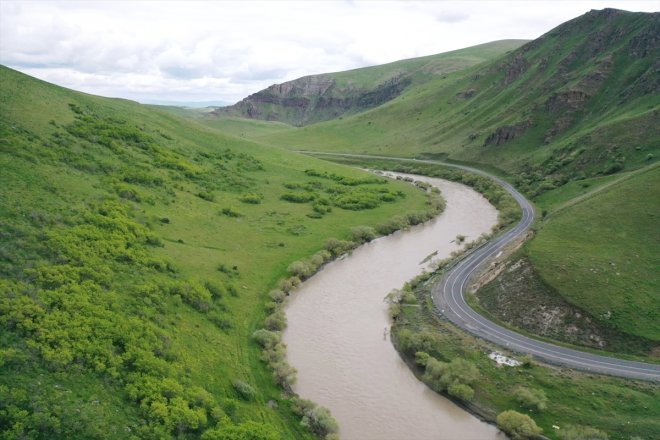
left=484, top=120, right=532, bottom=146
left=213, top=73, right=411, bottom=126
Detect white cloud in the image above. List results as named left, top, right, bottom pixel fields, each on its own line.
left=1, top=0, right=657, bottom=104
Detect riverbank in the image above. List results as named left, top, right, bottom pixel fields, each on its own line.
left=390, top=270, right=660, bottom=440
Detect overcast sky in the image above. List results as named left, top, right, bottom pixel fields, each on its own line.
left=1, top=1, right=657, bottom=105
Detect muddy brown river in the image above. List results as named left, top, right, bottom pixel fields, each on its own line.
left=283, top=174, right=505, bottom=440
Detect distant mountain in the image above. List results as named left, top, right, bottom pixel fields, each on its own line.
left=212, top=40, right=526, bottom=126
left=144, top=99, right=230, bottom=108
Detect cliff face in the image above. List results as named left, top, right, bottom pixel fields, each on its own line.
left=213, top=72, right=411, bottom=126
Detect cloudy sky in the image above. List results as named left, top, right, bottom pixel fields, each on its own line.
left=1, top=1, right=657, bottom=105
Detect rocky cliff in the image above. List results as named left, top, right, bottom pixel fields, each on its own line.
left=211, top=40, right=527, bottom=126
left=214, top=73, right=411, bottom=126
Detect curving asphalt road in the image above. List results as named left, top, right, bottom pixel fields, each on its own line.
left=303, top=151, right=660, bottom=382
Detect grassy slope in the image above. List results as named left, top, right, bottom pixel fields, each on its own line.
left=0, top=66, right=429, bottom=439
left=309, top=39, right=527, bottom=89
left=244, top=10, right=660, bottom=349
left=529, top=164, right=660, bottom=340
left=203, top=40, right=527, bottom=128
left=257, top=11, right=659, bottom=189
left=391, top=276, right=660, bottom=440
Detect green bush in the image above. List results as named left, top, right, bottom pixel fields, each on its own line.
left=293, top=398, right=339, bottom=438
left=281, top=191, right=316, bottom=203
left=288, top=260, right=314, bottom=278
left=239, top=193, right=263, bottom=204
left=447, top=383, right=474, bottom=401
left=423, top=357, right=479, bottom=392
left=252, top=329, right=281, bottom=349
left=351, top=226, right=377, bottom=243
left=496, top=410, right=542, bottom=440
left=333, top=190, right=381, bottom=210
left=201, top=421, right=279, bottom=440
left=220, top=207, right=242, bottom=217
left=376, top=215, right=410, bottom=235
left=264, top=310, right=287, bottom=331
left=324, top=238, right=355, bottom=256
left=197, top=191, right=215, bottom=202
left=514, top=386, right=548, bottom=411
left=268, top=289, right=287, bottom=303
left=231, top=379, right=256, bottom=401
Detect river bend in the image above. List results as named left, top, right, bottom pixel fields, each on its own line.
left=283, top=174, right=505, bottom=440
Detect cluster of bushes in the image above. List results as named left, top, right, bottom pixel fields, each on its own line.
left=252, top=328, right=297, bottom=390
left=280, top=181, right=405, bottom=214
left=292, top=398, right=340, bottom=440
left=63, top=104, right=264, bottom=199
left=513, top=386, right=548, bottom=412
left=0, top=194, right=243, bottom=437
left=286, top=249, right=333, bottom=280
left=416, top=355, right=479, bottom=401
left=304, top=168, right=386, bottom=186
left=496, top=410, right=543, bottom=440
left=348, top=160, right=520, bottom=231
left=281, top=191, right=316, bottom=203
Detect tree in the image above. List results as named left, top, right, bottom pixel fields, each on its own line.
left=496, top=410, right=542, bottom=440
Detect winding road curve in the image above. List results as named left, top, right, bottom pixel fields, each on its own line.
left=304, top=151, right=660, bottom=382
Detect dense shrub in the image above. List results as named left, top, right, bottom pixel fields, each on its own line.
left=201, top=421, right=279, bottom=440
left=447, top=383, right=475, bottom=401
left=281, top=192, right=316, bottom=203
left=288, top=260, right=315, bottom=278
left=351, top=226, right=377, bottom=243
left=376, top=215, right=410, bottom=235
left=324, top=238, right=355, bottom=256
left=514, top=386, right=548, bottom=411
left=220, top=207, right=242, bottom=217
left=264, top=310, right=287, bottom=331
left=293, top=398, right=339, bottom=439
left=252, top=329, right=281, bottom=349
left=496, top=410, right=542, bottom=440
left=239, top=193, right=263, bottom=204
left=231, top=379, right=256, bottom=401
left=423, top=357, right=479, bottom=393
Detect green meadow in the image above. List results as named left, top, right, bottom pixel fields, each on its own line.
left=0, top=65, right=430, bottom=439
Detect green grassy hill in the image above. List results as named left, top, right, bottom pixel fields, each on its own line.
left=529, top=164, right=660, bottom=341
left=236, top=9, right=659, bottom=354
left=0, top=65, right=431, bottom=439
left=257, top=9, right=659, bottom=195
left=212, top=40, right=526, bottom=126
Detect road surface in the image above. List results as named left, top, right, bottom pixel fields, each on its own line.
left=303, top=151, right=660, bottom=382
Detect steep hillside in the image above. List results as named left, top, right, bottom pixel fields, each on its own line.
left=0, top=66, right=431, bottom=439
left=212, top=40, right=526, bottom=126
left=477, top=164, right=660, bottom=355
left=227, top=9, right=660, bottom=357
left=259, top=9, right=659, bottom=196
left=528, top=164, right=660, bottom=341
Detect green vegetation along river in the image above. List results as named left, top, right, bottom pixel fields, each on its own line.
left=283, top=174, right=503, bottom=439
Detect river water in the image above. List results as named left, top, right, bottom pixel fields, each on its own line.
left=283, top=174, right=505, bottom=440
